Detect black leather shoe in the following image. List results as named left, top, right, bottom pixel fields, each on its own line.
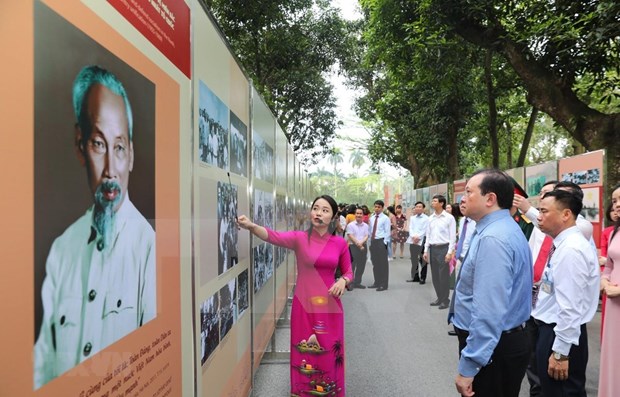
left=448, top=330, right=457, bottom=336
left=376, top=287, right=387, bottom=291
left=419, top=280, right=426, bottom=284
left=406, top=279, right=416, bottom=282
left=438, top=303, right=449, bottom=310
left=355, top=284, right=366, bottom=289
left=368, top=284, right=378, bottom=288
left=430, top=300, right=441, bottom=306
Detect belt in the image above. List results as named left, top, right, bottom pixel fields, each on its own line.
left=429, top=243, right=449, bottom=247
left=503, top=324, right=525, bottom=334
left=533, top=318, right=556, bottom=328
left=454, top=323, right=525, bottom=337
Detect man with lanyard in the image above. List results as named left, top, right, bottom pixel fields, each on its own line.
left=368, top=200, right=391, bottom=291
left=531, top=189, right=599, bottom=396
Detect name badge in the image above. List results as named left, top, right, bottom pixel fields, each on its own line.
left=541, top=278, right=554, bottom=295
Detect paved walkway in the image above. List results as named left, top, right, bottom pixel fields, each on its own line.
left=253, top=257, right=601, bottom=396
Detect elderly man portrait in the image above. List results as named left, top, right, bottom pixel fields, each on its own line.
left=34, top=65, right=156, bottom=388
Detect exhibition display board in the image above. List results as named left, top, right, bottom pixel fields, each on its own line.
left=2, top=0, right=189, bottom=395
left=1, top=1, right=310, bottom=396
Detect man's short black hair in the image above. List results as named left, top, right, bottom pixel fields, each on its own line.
left=414, top=201, right=425, bottom=208
left=543, top=189, right=583, bottom=218
left=554, top=181, right=584, bottom=201
left=432, top=194, right=446, bottom=209
left=471, top=169, right=514, bottom=210
left=542, top=180, right=559, bottom=189
left=374, top=199, right=385, bottom=207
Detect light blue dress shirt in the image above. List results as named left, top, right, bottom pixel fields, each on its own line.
left=453, top=209, right=532, bottom=377
left=368, top=212, right=391, bottom=241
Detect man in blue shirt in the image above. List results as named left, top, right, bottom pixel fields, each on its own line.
left=453, top=169, right=533, bottom=397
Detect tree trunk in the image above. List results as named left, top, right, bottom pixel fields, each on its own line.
left=517, top=107, right=538, bottom=167
left=505, top=120, right=512, bottom=169
left=447, top=122, right=460, bottom=183
left=484, top=50, right=499, bottom=168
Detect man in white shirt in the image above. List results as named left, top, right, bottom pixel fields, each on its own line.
left=514, top=180, right=594, bottom=242
left=368, top=200, right=392, bottom=291
left=423, top=195, right=456, bottom=309
left=406, top=201, right=429, bottom=284
left=532, top=189, right=599, bottom=396
left=34, top=66, right=156, bottom=388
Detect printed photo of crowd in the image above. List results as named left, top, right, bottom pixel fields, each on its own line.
left=561, top=168, right=600, bottom=185
left=230, top=111, right=247, bottom=177
left=219, top=279, right=237, bottom=341
left=200, top=292, right=219, bottom=365
left=254, top=189, right=274, bottom=231
left=237, top=269, right=249, bottom=318
left=199, top=80, right=229, bottom=170
left=253, top=132, right=273, bottom=182
left=253, top=243, right=273, bottom=294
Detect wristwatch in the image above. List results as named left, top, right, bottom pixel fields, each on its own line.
left=553, top=351, right=569, bottom=361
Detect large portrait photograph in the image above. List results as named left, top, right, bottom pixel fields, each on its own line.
left=33, top=1, right=156, bottom=389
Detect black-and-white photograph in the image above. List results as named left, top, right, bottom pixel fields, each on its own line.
left=253, top=132, right=273, bottom=182
left=274, top=245, right=286, bottom=269
left=254, top=243, right=274, bottom=293
left=287, top=200, right=295, bottom=230
left=562, top=168, right=600, bottom=185
left=237, top=269, right=249, bottom=318
left=581, top=187, right=600, bottom=223
left=200, top=292, right=220, bottom=365
left=230, top=111, right=247, bottom=177
left=219, top=278, right=237, bottom=340
left=276, top=193, right=286, bottom=224
left=199, top=80, right=229, bottom=170
left=218, top=181, right=239, bottom=275
left=254, top=189, right=274, bottom=230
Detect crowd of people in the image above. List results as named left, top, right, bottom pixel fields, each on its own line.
left=237, top=168, right=618, bottom=397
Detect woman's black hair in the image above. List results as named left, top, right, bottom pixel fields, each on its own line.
left=450, top=202, right=463, bottom=219
left=307, top=194, right=339, bottom=241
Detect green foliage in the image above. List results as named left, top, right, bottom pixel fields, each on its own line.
left=347, top=0, right=618, bottom=188
left=203, top=0, right=357, bottom=163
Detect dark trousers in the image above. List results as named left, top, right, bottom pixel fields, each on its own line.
left=370, top=238, right=389, bottom=288
left=409, top=243, right=425, bottom=280
left=535, top=321, right=588, bottom=397
left=350, top=244, right=367, bottom=285
left=525, top=317, right=542, bottom=397
left=429, top=244, right=450, bottom=304
left=456, top=326, right=530, bottom=397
